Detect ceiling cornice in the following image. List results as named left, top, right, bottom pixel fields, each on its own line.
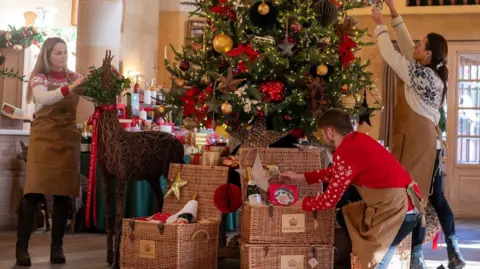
left=158, top=0, right=195, bottom=12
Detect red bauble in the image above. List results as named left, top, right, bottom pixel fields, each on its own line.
left=260, top=81, right=285, bottom=102
left=214, top=184, right=243, bottom=214
left=290, top=23, right=302, bottom=33
left=179, top=61, right=190, bottom=71
left=257, top=110, right=265, bottom=118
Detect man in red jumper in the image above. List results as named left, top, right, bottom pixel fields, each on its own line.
left=282, top=108, right=426, bottom=269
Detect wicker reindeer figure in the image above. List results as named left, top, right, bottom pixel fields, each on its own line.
left=86, top=51, right=184, bottom=268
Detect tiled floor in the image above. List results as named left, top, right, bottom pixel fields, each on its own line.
left=0, top=219, right=478, bottom=268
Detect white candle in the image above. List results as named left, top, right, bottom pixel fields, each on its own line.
left=164, top=46, right=167, bottom=60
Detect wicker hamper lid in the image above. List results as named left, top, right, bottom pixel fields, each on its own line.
left=163, top=164, right=229, bottom=221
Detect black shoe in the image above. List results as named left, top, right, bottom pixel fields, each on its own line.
left=50, top=198, right=70, bottom=264
left=446, top=235, right=466, bottom=269
left=15, top=199, right=37, bottom=266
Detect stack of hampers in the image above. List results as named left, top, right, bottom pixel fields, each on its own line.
left=239, top=148, right=335, bottom=269
left=120, top=164, right=229, bottom=269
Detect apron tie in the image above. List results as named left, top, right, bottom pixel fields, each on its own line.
left=85, top=104, right=117, bottom=228
left=407, top=182, right=426, bottom=227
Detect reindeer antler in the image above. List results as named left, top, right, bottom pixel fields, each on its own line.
left=101, top=50, right=115, bottom=91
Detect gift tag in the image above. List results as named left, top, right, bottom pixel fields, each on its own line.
left=314, top=219, right=319, bottom=229
left=308, top=258, right=319, bottom=268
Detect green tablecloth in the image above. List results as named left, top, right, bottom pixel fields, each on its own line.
left=80, top=153, right=238, bottom=231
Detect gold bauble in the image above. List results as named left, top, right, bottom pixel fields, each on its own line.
left=257, top=2, right=270, bottom=15
left=157, top=105, right=167, bottom=115
left=175, top=78, right=185, bottom=87
left=316, top=64, right=328, bottom=76
left=213, top=34, right=233, bottom=53
left=201, top=74, right=211, bottom=85
left=183, top=117, right=198, bottom=131
left=354, top=93, right=361, bottom=102
left=220, top=101, right=233, bottom=115
left=341, top=94, right=356, bottom=109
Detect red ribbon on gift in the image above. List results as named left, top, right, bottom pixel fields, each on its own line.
left=85, top=104, right=118, bottom=228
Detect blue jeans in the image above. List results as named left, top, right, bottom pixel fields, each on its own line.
left=376, top=213, right=421, bottom=269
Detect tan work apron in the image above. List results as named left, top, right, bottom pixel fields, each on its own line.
left=391, top=81, right=437, bottom=203
left=25, top=73, right=80, bottom=197
left=342, top=184, right=425, bottom=269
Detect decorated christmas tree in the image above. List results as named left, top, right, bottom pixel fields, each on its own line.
left=165, top=0, right=375, bottom=145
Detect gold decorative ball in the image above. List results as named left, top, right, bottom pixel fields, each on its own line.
left=221, top=101, right=233, bottom=115
left=201, top=74, right=211, bottom=85
left=157, top=105, right=167, bottom=115
left=354, top=93, right=361, bottom=102
left=316, top=64, right=328, bottom=76
left=183, top=117, right=198, bottom=131
left=341, top=94, right=356, bottom=109
left=175, top=77, right=185, bottom=87
left=213, top=34, right=233, bottom=53
left=257, top=2, right=270, bottom=15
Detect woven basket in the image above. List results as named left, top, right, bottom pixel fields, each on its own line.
left=120, top=164, right=229, bottom=269
left=238, top=148, right=328, bottom=200
left=240, top=203, right=335, bottom=245
left=228, top=118, right=288, bottom=148
left=240, top=241, right=334, bottom=269
left=351, top=234, right=412, bottom=269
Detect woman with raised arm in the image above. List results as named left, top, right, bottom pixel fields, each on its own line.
left=372, top=1, right=465, bottom=268
left=15, top=37, right=87, bottom=266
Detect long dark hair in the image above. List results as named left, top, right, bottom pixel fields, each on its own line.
left=426, top=33, right=448, bottom=106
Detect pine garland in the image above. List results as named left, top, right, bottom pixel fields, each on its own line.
left=0, top=67, right=25, bottom=81
left=0, top=25, right=44, bottom=49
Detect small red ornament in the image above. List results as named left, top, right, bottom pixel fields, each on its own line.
left=260, top=81, right=285, bottom=102
left=290, top=23, right=302, bottom=33
left=214, top=184, right=243, bottom=214
left=179, top=61, right=190, bottom=71
left=341, top=85, right=348, bottom=93
left=257, top=110, right=265, bottom=118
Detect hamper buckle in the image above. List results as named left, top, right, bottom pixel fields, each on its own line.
left=157, top=222, right=164, bottom=235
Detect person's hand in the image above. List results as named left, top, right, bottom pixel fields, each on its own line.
left=69, top=77, right=87, bottom=93
left=384, top=0, right=394, bottom=8
left=280, top=171, right=305, bottom=182
left=371, top=7, right=384, bottom=25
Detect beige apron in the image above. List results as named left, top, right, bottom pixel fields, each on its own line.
left=391, top=81, right=437, bottom=203
left=342, top=184, right=425, bottom=269
left=25, top=73, right=80, bottom=197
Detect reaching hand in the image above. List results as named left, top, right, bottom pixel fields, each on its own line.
left=69, top=77, right=87, bottom=93
left=280, top=171, right=305, bottom=182
left=384, top=0, right=394, bottom=8
left=371, top=7, right=384, bottom=25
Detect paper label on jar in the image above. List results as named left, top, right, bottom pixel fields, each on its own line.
left=139, top=240, right=156, bottom=259
left=248, top=194, right=262, bottom=206
left=280, top=255, right=304, bottom=269
left=281, top=214, right=305, bottom=233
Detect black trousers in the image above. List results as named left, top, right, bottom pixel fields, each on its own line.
left=428, top=149, right=456, bottom=238
left=23, top=193, right=69, bottom=206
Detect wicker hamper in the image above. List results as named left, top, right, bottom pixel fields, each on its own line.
left=238, top=148, right=328, bottom=200
left=351, top=234, right=412, bottom=269
left=240, top=241, right=334, bottom=269
left=120, top=164, right=229, bottom=269
left=240, top=203, right=335, bottom=245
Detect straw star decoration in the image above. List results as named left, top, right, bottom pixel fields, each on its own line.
left=263, top=164, right=281, bottom=180
left=164, top=171, right=188, bottom=200
left=217, top=68, right=245, bottom=92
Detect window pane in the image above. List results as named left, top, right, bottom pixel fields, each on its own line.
left=458, top=109, right=480, bottom=136
left=457, top=138, right=480, bottom=164
left=458, top=82, right=480, bottom=107
left=472, top=65, right=478, bottom=80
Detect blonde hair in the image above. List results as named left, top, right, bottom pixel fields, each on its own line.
left=27, top=37, right=67, bottom=103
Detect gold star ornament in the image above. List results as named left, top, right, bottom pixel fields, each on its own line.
left=164, top=171, right=188, bottom=200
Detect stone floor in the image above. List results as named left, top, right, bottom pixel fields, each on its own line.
left=0, top=219, right=478, bottom=269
